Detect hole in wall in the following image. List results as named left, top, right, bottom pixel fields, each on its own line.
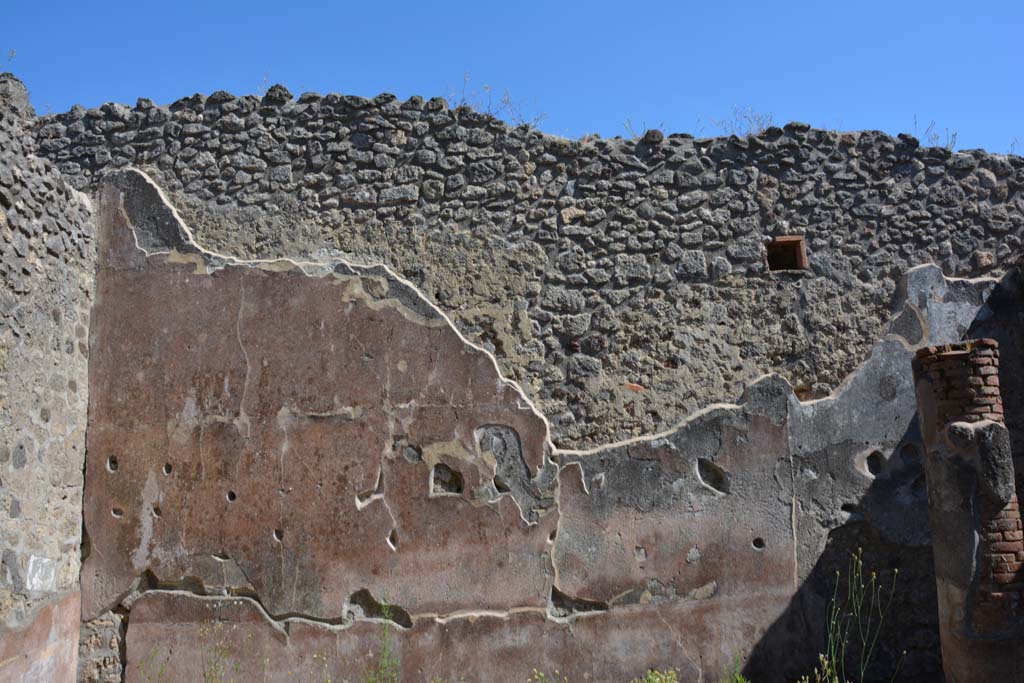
left=80, top=526, right=92, bottom=562
left=696, top=458, right=731, bottom=494
left=866, top=451, right=884, bottom=476
left=163, top=463, right=173, bottom=475
left=106, top=456, right=119, bottom=472
left=493, top=474, right=510, bottom=493
left=841, top=503, right=864, bottom=522
left=226, top=490, right=237, bottom=503
left=111, top=507, right=124, bottom=519
left=548, top=528, right=557, bottom=543
left=766, top=236, right=808, bottom=271
left=401, top=444, right=422, bottom=463
left=273, top=528, right=284, bottom=542
left=152, top=505, right=162, bottom=518
left=347, top=589, right=413, bottom=628
left=752, top=537, right=766, bottom=550
left=431, top=463, right=464, bottom=495
left=387, top=528, right=398, bottom=551
left=549, top=586, right=609, bottom=618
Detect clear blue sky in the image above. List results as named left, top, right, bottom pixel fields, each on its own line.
left=4, top=1, right=1022, bottom=153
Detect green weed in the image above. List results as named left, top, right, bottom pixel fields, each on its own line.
left=798, top=548, right=904, bottom=683
left=364, top=600, right=400, bottom=683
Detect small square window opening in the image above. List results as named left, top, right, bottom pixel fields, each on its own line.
left=766, top=236, right=808, bottom=271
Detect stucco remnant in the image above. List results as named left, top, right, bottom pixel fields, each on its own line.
left=1, top=73, right=1023, bottom=681
left=76, top=168, right=1010, bottom=681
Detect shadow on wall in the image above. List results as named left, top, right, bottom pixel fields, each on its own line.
left=746, top=265, right=1023, bottom=683
left=745, top=417, right=938, bottom=682
left=969, top=264, right=1024, bottom=492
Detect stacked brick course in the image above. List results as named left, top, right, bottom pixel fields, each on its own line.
left=983, top=498, right=1024, bottom=598
left=914, top=339, right=1004, bottom=424
left=915, top=339, right=1023, bottom=630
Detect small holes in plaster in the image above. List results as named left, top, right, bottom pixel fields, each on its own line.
left=696, top=458, right=731, bottom=495
left=226, top=490, right=237, bottom=503
left=152, top=505, right=162, bottom=518
left=856, top=448, right=887, bottom=478
left=431, top=463, right=464, bottom=495
left=752, top=537, right=766, bottom=550
left=111, top=507, right=124, bottom=519
left=273, top=528, right=284, bottom=542
left=866, top=451, right=883, bottom=476
left=107, top=456, right=119, bottom=472
left=163, top=463, right=173, bottom=475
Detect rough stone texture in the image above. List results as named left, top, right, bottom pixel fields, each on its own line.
left=75, top=610, right=124, bottom=683
left=1, top=73, right=1022, bottom=681
left=77, top=169, right=1004, bottom=682
left=0, top=72, right=94, bottom=679
left=33, top=87, right=1024, bottom=448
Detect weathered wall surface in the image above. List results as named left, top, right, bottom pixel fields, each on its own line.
left=0, top=73, right=1021, bottom=681
left=78, top=169, right=999, bottom=682
left=35, top=87, right=1024, bottom=448
left=0, top=74, right=94, bottom=680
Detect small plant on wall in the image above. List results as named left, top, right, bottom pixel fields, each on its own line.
left=364, top=601, right=401, bottom=683
left=798, top=549, right=904, bottom=683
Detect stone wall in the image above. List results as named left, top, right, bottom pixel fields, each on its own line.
left=0, top=74, right=95, bottom=677
left=0, top=74, right=1021, bottom=681
left=75, top=168, right=999, bottom=682
left=33, top=86, right=1024, bottom=448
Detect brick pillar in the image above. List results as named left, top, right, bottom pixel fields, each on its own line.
left=913, top=339, right=1024, bottom=681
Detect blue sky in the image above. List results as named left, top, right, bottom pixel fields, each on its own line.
left=4, top=1, right=1022, bottom=153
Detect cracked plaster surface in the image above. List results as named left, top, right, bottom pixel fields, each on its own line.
left=79, top=168, right=1009, bottom=682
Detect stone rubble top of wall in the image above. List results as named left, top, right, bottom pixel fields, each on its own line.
left=20, top=74, right=1024, bottom=449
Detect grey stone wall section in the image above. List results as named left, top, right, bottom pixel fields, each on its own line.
left=76, top=610, right=124, bottom=683
left=33, top=87, right=1024, bottom=447
left=0, top=73, right=95, bottom=633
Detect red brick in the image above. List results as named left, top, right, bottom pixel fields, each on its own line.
left=992, top=561, right=1024, bottom=573
left=990, top=541, right=1024, bottom=553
